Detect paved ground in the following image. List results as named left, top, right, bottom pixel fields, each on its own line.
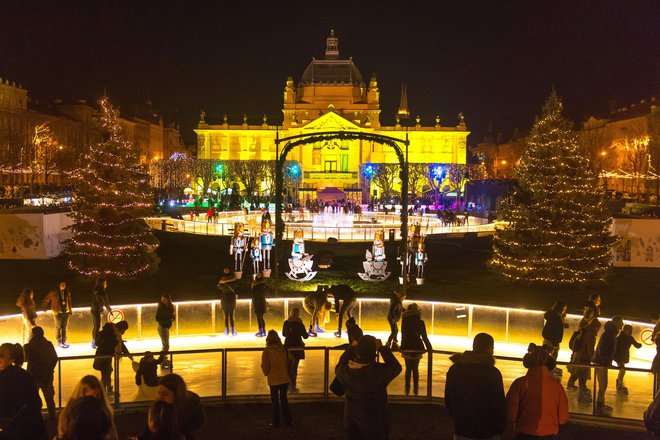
left=112, top=401, right=657, bottom=440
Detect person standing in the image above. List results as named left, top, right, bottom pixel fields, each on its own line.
left=614, top=324, right=642, bottom=395
left=42, top=281, right=73, bottom=348
left=16, top=288, right=37, bottom=328
left=542, top=300, right=568, bottom=375
left=386, top=289, right=406, bottom=350
left=335, top=335, right=402, bottom=439
left=156, top=294, right=175, bottom=368
left=251, top=275, right=270, bottom=337
left=445, top=333, right=506, bottom=440
left=567, top=294, right=602, bottom=403
left=24, top=326, right=58, bottom=423
left=592, top=315, right=624, bottom=416
left=93, top=321, right=133, bottom=396
left=400, top=303, right=432, bottom=396
left=0, top=343, right=49, bottom=440
left=261, top=330, right=295, bottom=428
left=506, top=344, right=569, bottom=439
left=91, top=277, right=112, bottom=349
left=328, top=284, right=357, bottom=338
left=217, top=269, right=238, bottom=336
left=282, top=307, right=309, bottom=393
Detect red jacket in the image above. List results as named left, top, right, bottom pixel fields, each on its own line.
left=506, top=366, right=569, bottom=436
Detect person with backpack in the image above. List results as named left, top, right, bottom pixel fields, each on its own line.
left=24, top=326, right=58, bottom=423
left=567, top=294, right=602, bottom=403
left=614, top=324, right=642, bottom=395
left=282, top=307, right=308, bottom=393
left=261, top=330, right=295, bottom=428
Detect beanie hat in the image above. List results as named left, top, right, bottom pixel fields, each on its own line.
left=354, top=335, right=378, bottom=364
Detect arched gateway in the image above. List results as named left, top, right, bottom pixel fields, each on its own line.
left=273, top=130, right=411, bottom=294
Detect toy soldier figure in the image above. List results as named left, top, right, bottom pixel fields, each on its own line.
left=229, top=222, right=248, bottom=279
left=259, top=216, right=275, bottom=277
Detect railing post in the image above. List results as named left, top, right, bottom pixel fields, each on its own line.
left=358, top=300, right=362, bottom=328
left=137, top=305, right=142, bottom=340
left=222, top=349, right=227, bottom=401
left=427, top=350, right=433, bottom=400
left=324, top=348, right=330, bottom=400
left=430, top=304, right=435, bottom=335
left=211, top=301, right=216, bottom=334
left=505, top=309, right=509, bottom=343
left=58, top=359, right=62, bottom=408
left=114, top=355, right=120, bottom=405
left=467, top=305, right=474, bottom=338
left=592, top=366, right=598, bottom=415
left=175, top=303, right=180, bottom=337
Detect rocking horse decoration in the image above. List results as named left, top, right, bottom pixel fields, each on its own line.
left=229, top=222, right=248, bottom=279
left=258, top=215, right=275, bottom=277
left=358, top=229, right=391, bottom=281
left=398, top=222, right=425, bottom=285
left=286, top=228, right=317, bottom=281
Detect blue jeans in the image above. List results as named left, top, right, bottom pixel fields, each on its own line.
left=158, top=324, right=170, bottom=354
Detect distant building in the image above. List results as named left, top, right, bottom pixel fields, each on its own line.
left=195, top=30, right=469, bottom=203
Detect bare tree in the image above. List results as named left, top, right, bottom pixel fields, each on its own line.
left=32, top=123, right=61, bottom=186
left=373, top=163, right=400, bottom=201
left=408, top=163, right=427, bottom=200
left=612, top=120, right=651, bottom=196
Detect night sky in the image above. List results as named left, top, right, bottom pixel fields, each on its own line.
left=1, top=1, right=658, bottom=145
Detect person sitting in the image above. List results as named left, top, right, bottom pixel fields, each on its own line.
left=136, top=400, right=186, bottom=440
left=158, top=374, right=205, bottom=440
left=133, top=351, right=164, bottom=401
left=57, top=375, right=118, bottom=440
left=60, top=396, right=114, bottom=440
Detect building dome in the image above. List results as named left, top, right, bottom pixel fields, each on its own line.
left=299, top=30, right=364, bottom=86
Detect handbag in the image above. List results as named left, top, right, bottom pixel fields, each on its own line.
left=329, top=376, right=345, bottom=397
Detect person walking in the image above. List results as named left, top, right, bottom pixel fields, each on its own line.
left=542, top=300, right=568, bottom=376
left=614, top=324, right=642, bottom=395
left=16, top=288, right=37, bottom=328
left=217, top=269, right=238, bottom=336
left=592, top=315, right=624, bottom=416
left=24, top=326, right=58, bottom=423
left=282, top=307, right=309, bottom=393
left=400, top=303, right=432, bottom=396
left=445, top=333, right=506, bottom=440
left=335, top=335, right=402, bottom=439
left=386, top=289, right=406, bottom=350
left=42, top=280, right=73, bottom=348
left=158, top=374, right=205, bottom=440
left=136, top=400, right=186, bottom=440
left=93, top=321, right=133, bottom=396
left=58, top=375, right=117, bottom=440
left=328, top=284, right=357, bottom=338
left=91, top=277, right=112, bottom=349
left=506, top=344, right=569, bottom=439
left=261, top=330, right=295, bottom=428
left=156, top=294, right=175, bottom=368
left=0, top=343, right=49, bottom=440
left=251, top=275, right=270, bottom=337
left=567, top=294, right=602, bottom=403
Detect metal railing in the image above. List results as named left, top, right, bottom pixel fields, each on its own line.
left=53, top=346, right=656, bottom=422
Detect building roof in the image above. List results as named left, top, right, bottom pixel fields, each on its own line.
left=299, top=30, right=364, bottom=86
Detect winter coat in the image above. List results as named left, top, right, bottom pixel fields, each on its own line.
left=282, top=317, right=309, bottom=360
left=93, top=323, right=129, bottom=371
left=91, top=285, right=111, bottom=313
left=542, top=309, right=565, bottom=346
left=0, top=365, right=49, bottom=440
left=614, top=333, right=642, bottom=366
left=177, top=391, right=205, bottom=440
left=303, top=291, right=327, bottom=315
left=261, top=345, right=294, bottom=386
left=16, top=296, right=37, bottom=323
left=251, top=282, right=269, bottom=315
left=155, top=301, right=175, bottom=329
left=42, top=288, right=73, bottom=315
left=218, top=284, right=237, bottom=313
left=24, top=335, right=58, bottom=383
left=570, top=316, right=601, bottom=365
left=135, top=355, right=163, bottom=387
left=335, top=346, right=402, bottom=440
left=330, top=284, right=357, bottom=312
left=387, top=293, right=404, bottom=322
left=445, top=351, right=506, bottom=439
left=400, top=309, right=432, bottom=360
left=506, top=365, right=569, bottom=437
left=593, top=320, right=620, bottom=367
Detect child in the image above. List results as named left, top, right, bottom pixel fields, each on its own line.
left=614, top=324, right=642, bottom=395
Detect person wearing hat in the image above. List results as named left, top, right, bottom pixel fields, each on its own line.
left=335, top=335, right=402, bottom=439
left=24, top=326, right=58, bottom=422
left=218, top=269, right=238, bottom=336
left=507, top=343, right=569, bottom=438
left=251, top=275, right=270, bottom=337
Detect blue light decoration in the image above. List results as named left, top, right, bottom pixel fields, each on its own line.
left=430, top=164, right=446, bottom=180
left=363, top=163, right=376, bottom=179
left=215, top=163, right=224, bottom=175
left=288, top=162, right=301, bottom=178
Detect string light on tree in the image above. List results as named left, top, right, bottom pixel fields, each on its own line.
left=490, top=91, right=615, bottom=285
left=66, top=97, right=160, bottom=278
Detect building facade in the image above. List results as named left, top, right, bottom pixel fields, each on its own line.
left=195, top=31, right=469, bottom=202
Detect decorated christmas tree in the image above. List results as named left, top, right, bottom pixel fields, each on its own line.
left=490, top=91, right=614, bottom=285
left=66, top=97, right=159, bottom=278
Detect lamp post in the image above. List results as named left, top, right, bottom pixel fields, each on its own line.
left=599, top=150, right=608, bottom=194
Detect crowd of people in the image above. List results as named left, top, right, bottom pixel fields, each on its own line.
left=7, top=278, right=660, bottom=439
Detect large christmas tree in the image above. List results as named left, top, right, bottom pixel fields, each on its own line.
left=67, top=98, right=159, bottom=278
left=490, top=92, right=614, bottom=285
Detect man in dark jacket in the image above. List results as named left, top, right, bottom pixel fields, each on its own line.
left=24, top=326, right=58, bottom=422
left=593, top=316, right=624, bottom=415
left=328, top=284, right=357, bottom=338
left=41, top=281, right=73, bottom=348
left=445, top=332, right=506, bottom=440
left=336, top=335, right=402, bottom=440
left=91, top=277, right=112, bottom=348
left=251, top=276, right=270, bottom=337
left=386, top=290, right=405, bottom=350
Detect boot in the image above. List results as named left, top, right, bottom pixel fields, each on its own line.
left=334, top=330, right=342, bottom=338
left=224, top=327, right=229, bottom=336
left=60, top=339, right=70, bottom=349
left=314, top=325, right=325, bottom=333
left=414, top=383, right=419, bottom=396
left=232, top=328, right=238, bottom=336
left=578, top=388, right=592, bottom=403
left=566, top=379, right=578, bottom=391
left=255, top=329, right=263, bottom=337
left=91, top=339, right=97, bottom=349
left=404, top=384, right=410, bottom=396
left=308, top=325, right=317, bottom=337
left=595, top=402, right=613, bottom=416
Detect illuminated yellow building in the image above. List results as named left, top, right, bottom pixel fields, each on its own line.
left=195, top=30, right=469, bottom=201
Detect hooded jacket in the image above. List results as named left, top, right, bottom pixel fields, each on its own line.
left=24, top=335, right=58, bottom=383
left=542, top=310, right=565, bottom=345
left=335, top=346, right=402, bottom=439
left=261, top=345, right=295, bottom=386
left=282, top=316, right=309, bottom=360
left=593, top=320, right=620, bottom=367
left=445, top=351, right=506, bottom=439
left=506, top=365, right=569, bottom=437
left=400, top=309, right=432, bottom=358
left=91, top=285, right=111, bottom=313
